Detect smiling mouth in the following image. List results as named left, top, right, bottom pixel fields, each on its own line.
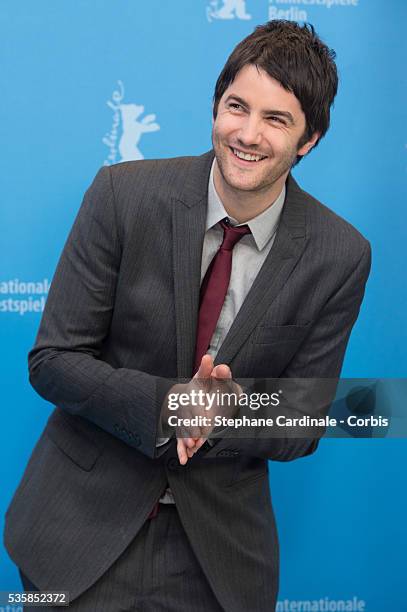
left=230, top=147, right=267, bottom=162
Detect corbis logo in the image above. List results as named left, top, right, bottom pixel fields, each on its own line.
left=103, top=80, right=160, bottom=166
left=206, top=0, right=251, bottom=22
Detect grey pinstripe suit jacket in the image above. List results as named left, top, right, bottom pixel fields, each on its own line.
left=4, top=150, right=371, bottom=611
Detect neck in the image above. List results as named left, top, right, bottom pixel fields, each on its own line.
left=213, top=162, right=288, bottom=224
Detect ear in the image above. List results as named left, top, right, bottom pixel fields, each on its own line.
left=297, top=132, right=320, bottom=157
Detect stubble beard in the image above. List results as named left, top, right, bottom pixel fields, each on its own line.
left=213, top=137, right=298, bottom=195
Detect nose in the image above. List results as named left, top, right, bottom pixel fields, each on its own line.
left=237, top=115, right=262, bottom=147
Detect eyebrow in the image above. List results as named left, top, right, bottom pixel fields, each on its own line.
left=224, top=94, right=295, bottom=125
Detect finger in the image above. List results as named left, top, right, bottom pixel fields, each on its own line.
left=194, top=354, right=214, bottom=379
left=194, top=437, right=206, bottom=450
left=187, top=436, right=206, bottom=456
left=186, top=437, right=200, bottom=455
left=211, top=364, right=231, bottom=379
left=184, top=437, right=196, bottom=449
left=177, top=439, right=188, bottom=465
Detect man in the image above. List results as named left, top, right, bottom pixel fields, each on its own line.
left=4, top=20, right=371, bottom=611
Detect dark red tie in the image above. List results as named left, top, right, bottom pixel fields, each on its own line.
left=194, top=218, right=251, bottom=373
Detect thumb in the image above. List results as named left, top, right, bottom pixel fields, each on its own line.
left=194, top=354, right=214, bottom=379
left=211, top=364, right=231, bottom=379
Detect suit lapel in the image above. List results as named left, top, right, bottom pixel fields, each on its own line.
left=172, top=151, right=214, bottom=377
left=214, top=174, right=309, bottom=366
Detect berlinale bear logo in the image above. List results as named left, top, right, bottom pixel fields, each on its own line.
left=103, top=80, right=160, bottom=165
left=206, top=0, right=252, bottom=22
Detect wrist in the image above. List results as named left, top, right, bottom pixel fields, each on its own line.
left=159, top=383, right=185, bottom=438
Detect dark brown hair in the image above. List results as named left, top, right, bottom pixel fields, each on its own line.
left=213, top=20, right=338, bottom=163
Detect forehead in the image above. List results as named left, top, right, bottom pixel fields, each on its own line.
left=222, top=64, right=304, bottom=117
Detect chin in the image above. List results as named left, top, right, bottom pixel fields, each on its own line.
left=222, top=167, right=271, bottom=192
left=226, top=177, right=262, bottom=192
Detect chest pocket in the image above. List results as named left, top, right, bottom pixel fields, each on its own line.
left=249, top=323, right=312, bottom=377
left=255, top=323, right=311, bottom=344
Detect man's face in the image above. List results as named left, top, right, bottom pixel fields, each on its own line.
left=212, top=64, right=319, bottom=196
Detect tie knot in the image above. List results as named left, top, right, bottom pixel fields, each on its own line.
left=219, top=218, right=251, bottom=251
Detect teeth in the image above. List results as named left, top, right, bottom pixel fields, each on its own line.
left=233, top=148, right=265, bottom=162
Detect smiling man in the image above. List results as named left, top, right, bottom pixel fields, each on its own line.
left=212, top=65, right=319, bottom=220
left=5, top=20, right=371, bottom=612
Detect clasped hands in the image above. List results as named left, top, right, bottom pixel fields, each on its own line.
left=161, top=355, right=242, bottom=465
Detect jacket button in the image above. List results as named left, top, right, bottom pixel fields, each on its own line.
left=167, top=457, right=179, bottom=470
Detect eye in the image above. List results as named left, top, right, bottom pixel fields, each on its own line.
left=267, top=116, right=286, bottom=125
left=228, top=102, right=244, bottom=111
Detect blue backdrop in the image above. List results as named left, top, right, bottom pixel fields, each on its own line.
left=1, top=1, right=406, bottom=609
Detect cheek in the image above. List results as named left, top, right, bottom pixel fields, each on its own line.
left=266, top=130, right=297, bottom=154
left=214, top=115, right=242, bottom=139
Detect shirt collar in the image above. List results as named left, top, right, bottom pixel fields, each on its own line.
left=206, top=159, right=286, bottom=251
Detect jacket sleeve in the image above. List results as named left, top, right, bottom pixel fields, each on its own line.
left=204, top=240, right=372, bottom=461
left=28, top=166, right=174, bottom=459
